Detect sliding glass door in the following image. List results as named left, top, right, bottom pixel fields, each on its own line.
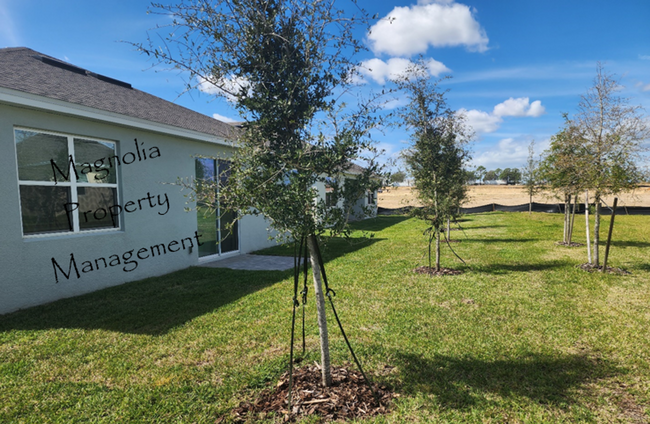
left=195, top=158, right=239, bottom=258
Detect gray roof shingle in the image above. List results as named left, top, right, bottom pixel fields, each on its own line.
left=0, top=47, right=237, bottom=140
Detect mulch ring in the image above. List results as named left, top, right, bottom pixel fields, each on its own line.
left=578, top=263, right=631, bottom=275
left=414, top=266, right=463, bottom=276
left=231, top=364, right=395, bottom=422
left=555, top=241, right=584, bottom=247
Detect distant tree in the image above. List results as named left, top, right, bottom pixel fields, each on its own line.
left=499, top=168, right=510, bottom=181
left=397, top=62, right=472, bottom=272
left=568, top=63, right=650, bottom=266
left=484, top=169, right=498, bottom=182
left=499, top=168, right=521, bottom=184
left=137, top=0, right=382, bottom=387
left=389, top=171, right=407, bottom=185
left=474, top=165, right=486, bottom=184
left=521, top=141, right=542, bottom=214
left=464, top=169, right=477, bottom=184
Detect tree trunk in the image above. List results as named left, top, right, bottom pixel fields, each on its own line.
left=585, top=190, right=591, bottom=264
left=529, top=194, right=532, bottom=215
left=428, top=230, right=434, bottom=270
left=568, top=194, right=577, bottom=244
left=306, top=235, right=332, bottom=387
left=593, top=195, right=601, bottom=266
left=435, top=227, right=441, bottom=272
left=563, top=194, right=570, bottom=243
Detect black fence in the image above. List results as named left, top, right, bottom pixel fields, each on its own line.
left=379, top=203, right=650, bottom=216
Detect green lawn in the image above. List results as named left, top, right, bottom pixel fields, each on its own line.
left=1, top=212, right=649, bottom=423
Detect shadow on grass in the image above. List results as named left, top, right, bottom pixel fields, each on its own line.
left=351, top=215, right=410, bottom=232
left=609, top=240, right=650, bottom=248
left=456, top=225, right=508, bottom=231
left=475, top=260, right=571, bottom=275
left=0, top=267, right=283, bottom=336
left=255, top=236, right=386, bottom=264
left=462, top=238, right=539, bottom=244
left=630, top=263, right=650, bottom=272
left=0, top=237, right=383, bottom=336
left=393, top=351, right=620, bottom=410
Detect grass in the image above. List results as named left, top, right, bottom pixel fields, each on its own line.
left=1, top=212, right=649, bottom=423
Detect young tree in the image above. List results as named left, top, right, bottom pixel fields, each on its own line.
left=137, top=0, right=382, bottom=387
left=521, top=141, right=541, bottom=214
left=539, top=122, right=587, bottom=244
left=571, top=63, right=649, bottom=266
left=397, top=62, right=472, bottom=272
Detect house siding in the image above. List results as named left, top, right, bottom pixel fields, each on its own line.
left=0, top=103, right=276, bottom=314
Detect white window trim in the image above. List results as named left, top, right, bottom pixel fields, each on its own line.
left=15, top=126, right=121, bottom=238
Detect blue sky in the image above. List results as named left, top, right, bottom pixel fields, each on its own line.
left=2, top=0, right=649, bottom=172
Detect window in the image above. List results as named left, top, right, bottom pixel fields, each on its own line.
left=367, top=190, right=375, bottom=205
left=325, top=185, right=336, bottom=207
left=15, top=128, right=119, bottom=236
left=195, top=158, right=239, bottom=257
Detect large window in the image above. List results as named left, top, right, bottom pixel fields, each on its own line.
left=15, top=128, right=119, bottom=236
left=195, top=158, right=239, bottom=257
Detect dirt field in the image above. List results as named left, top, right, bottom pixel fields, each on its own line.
left=378, top=185, right=650, bottom=209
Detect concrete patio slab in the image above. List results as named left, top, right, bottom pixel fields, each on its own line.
left=198, top=254, right=295, bottom=271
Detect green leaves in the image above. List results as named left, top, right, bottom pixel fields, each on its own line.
left=141, top=0, right=382, bottom=242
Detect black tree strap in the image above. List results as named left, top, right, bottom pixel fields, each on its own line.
left=287, top=236, right=304, bottom=412
left=452, top=216, right=469, bottom=240
left=312, top=237, right=379, bottom=404
left=444, top=232, right=467, bottom=266
left=301, top=239, right=309, bottom=355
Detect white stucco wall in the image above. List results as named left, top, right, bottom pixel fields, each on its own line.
left=0, top=103, right=277, bottom=314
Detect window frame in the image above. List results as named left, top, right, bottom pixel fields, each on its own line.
left=14, top=127, right=121, bottom=239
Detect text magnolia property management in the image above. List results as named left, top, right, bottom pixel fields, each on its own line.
left=47, top=139, right=203, bottom=283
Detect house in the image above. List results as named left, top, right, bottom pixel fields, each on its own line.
left=0, top=47, right=378, bottom=315
left=0, top=47, right=282, bottom=314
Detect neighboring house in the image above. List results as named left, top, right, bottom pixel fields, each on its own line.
left=484, top=179, right=508, bottom=185
left=0, top=47, right=282, bottom=314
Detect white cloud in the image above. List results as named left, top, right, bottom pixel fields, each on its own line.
left=458, top=108, right=502, bottom=134
left=212, top=113, right=239, bottom=123
left=368, top=1, right=488, bottom=56
left=197, top=75, right=250, bottom=102
left=492, top=97, right=546, bottom=117
left=358, top=57, right=450, bottom=85
left=459, top=97, right=546, bottom=135
left=471, top=138, right=529, bottom=169
left=639, top=54, right=650, bottom=60
left=471, top=137, right=550, bottom=170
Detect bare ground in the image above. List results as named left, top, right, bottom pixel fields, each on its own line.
left=378, top=185, right=650, bottom=209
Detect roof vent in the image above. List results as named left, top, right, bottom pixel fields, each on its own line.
left=86, top=71, right=132, bottom=89
left=37, top=55, right=86, bottom=75
left=34, top=55, right=132, bottom=89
